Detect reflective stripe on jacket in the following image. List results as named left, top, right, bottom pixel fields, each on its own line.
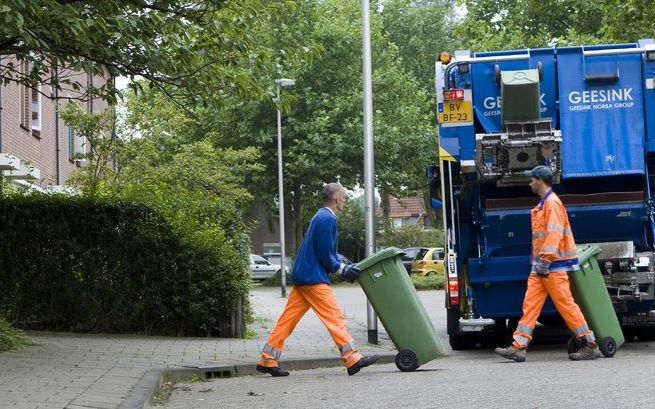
left=531, top=190, right=578, bottom=271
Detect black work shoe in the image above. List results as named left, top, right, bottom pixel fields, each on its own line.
left=347, top=354, right=381, bottom=376
left=256, top=364, right=290, bottom=377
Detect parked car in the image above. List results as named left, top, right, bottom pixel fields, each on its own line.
left=250, top=254, right=289, bottom=281
left=401, top=247, right=423, bottom=274
left=410, top=247, right=445, bottom=277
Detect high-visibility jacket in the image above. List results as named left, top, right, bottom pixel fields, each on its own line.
left=531, top=190, right=579, bottom=272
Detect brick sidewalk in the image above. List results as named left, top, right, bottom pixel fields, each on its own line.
left=0, top=286, right=421, bottom=409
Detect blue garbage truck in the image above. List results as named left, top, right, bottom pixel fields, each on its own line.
left=430, top=39, right=655, bottom=349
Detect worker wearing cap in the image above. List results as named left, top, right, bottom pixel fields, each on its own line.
left=495, top=165, right=600, bottom=362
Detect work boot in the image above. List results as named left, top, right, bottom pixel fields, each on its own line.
left=494, top=345, right=526, bottom=362
left=256, top=364, right=290, bottom=377
left=347, top=354, right=381, bottom=376
left=569, top=343, right=601, bottom=361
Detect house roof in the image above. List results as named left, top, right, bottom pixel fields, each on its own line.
left=387, top=195, right=426, bottom=218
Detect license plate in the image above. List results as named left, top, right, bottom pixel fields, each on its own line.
left=438, top=101, right=472, bottom=123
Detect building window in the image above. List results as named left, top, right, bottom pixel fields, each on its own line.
left=31, top=86, right=41, bottom=132
left=19, top=63, right=30, bottom=130
left=68, top=126, right=75, bottom=161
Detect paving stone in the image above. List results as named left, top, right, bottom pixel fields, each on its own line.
left=0, top=286, right=399, bottom=408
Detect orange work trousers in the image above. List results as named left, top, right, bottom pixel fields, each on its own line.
left=512, top=272, right=595, bottom=349
left=258, top=284, right=362, bottom=369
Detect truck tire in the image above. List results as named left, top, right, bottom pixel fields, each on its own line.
left=446, top=307, right=461, bottom=335
left=636, top=327, right=655, bottom=342
left=493, top=318, right=509, bottom=346
left=449, top=332, right=478, bottom=350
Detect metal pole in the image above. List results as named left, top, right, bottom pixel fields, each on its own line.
left=276, top=83, right=287, bottom=298
left=361, top=0, right=378, bottom=344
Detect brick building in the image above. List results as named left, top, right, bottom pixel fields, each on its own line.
left=0, top=58, right=111, bottom=191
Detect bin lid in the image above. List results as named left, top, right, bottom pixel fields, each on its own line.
left=576, top=244, right=602, bottom=263
left=356, top=247, right=404, bottom=271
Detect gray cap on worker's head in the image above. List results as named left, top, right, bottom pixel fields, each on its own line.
left=524, top=165, right=553, bottom=183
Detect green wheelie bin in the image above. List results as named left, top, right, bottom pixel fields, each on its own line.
left=356, top=247, right=446, bottom=371
left=568, top=244, right=625, bottom=357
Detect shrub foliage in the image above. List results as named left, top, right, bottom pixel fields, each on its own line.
left=0, top=195, right=249, bottom=336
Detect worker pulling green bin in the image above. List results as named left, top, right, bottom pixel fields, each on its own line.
left=568, top=244, right=625, bottom=357
left=356, top=247, right=446, bottom=371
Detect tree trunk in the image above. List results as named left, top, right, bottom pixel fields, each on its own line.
left=379, top=191, right=392, bottom=232
left=289, top=185, right=304, bottom=256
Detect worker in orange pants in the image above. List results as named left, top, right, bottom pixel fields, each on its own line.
left=257, top=183, right=380, bottom=377
left=258, top=284, right=364, bottom=372
left=495, top=165, right=600, bottom=362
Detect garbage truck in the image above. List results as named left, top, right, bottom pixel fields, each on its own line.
left=429, top=39, right=655, bottom=349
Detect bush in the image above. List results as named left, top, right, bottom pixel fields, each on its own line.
left=0, top=195, right=249, bottom=337
left=411, top=273, right=445, bottom=291
left=377, top=224, right=444, bottom=249
left=0, top=316, right=30, bottom=352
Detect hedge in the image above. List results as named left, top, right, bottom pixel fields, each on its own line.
left=0, top=195, right=249, bottom=337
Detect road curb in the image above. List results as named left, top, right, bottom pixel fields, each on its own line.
left=119, top=354, right=397, bottom=409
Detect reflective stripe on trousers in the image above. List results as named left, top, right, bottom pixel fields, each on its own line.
left=257, top=284, right=363, bottom=368
left=512, top=272, right=594, bottom=349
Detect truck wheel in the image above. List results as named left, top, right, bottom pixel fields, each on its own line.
left=493, top=318, right=509, bottom=346
left=599, top=337, right=617, bottom=358
left=449, top=332, right=478, bottom=350
left=636, top=328, right=655, bottom=341
left=395, top=350, right=419, bottom=371
left=567, top=337, right=581, bottom=354
left=621, top=327, right=637, bottom=342
left=446, top=307, right=461, bottom=335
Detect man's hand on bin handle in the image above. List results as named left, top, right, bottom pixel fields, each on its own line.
left=341, top=264, right=361, bottom=283
left=534, top=257, right=550, bottom=277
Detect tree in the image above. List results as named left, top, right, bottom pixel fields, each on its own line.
left=336, top=196, right=367, bottom=262
left=453, top=0, right=606, bottom=50
left=0, top=0, right=298, bottom=103
left=119, top=0, right=440, bottom=256
left=379, top=0, right=455, bottom=97
left=453, top=0, right=655, bottom=51
left=59, top=103, right=117, bottom=197
left=210, top=0, right=438, bottom=254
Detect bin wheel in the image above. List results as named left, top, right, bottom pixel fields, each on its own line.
left=567, top=337, right=581, bottom=354
left=599, top=337, right=617, bottom=358
left=395, top=350, right=419, bottom=372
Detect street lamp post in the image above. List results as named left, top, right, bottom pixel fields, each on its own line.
left=361, top=0, right=378, bottom=344
left=275, top=78, right=295, bottom=298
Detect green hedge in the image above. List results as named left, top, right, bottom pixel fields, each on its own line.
left=0, top=196, right=249, bottom=336
left=411, top=273, right=445, bottom=291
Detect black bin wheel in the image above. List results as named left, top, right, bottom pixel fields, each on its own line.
left=599, top=337, right=617, bottom=358
left=395, top=350, right=419, bottom=372
left=567, top=337, right=581, bottom=354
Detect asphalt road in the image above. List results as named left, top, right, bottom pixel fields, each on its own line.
left=158, top=287, right=655, bottom=409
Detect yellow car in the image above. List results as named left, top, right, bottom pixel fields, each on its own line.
left=410, top=247, right=445, bottom=277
